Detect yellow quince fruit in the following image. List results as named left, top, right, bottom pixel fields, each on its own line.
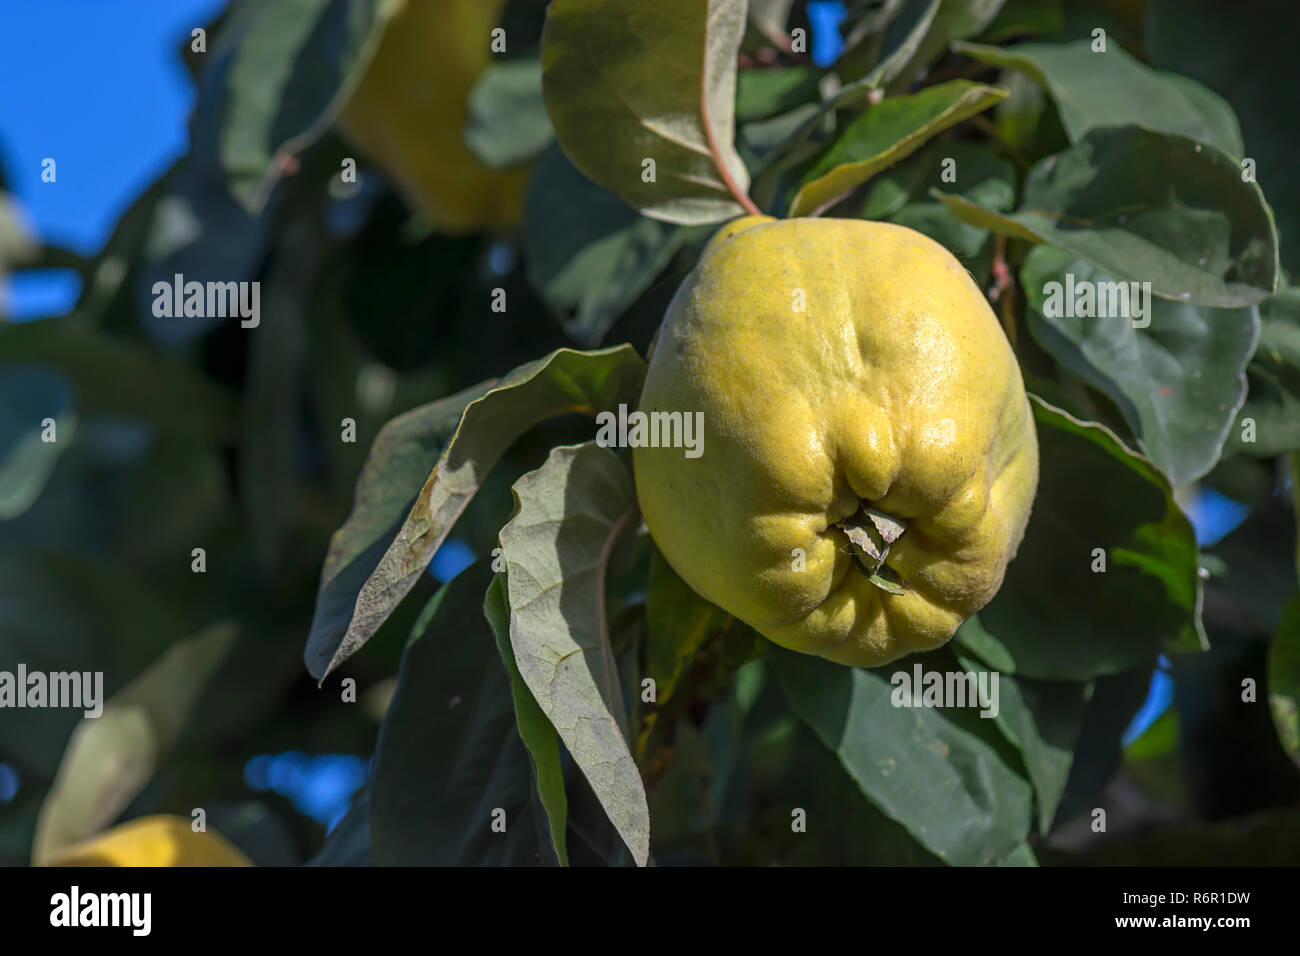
left=42, top=815, right=253, bottom=867
left=633, top=216, right=1038, bottom=668
left=338, top=0, right=530, bottom=232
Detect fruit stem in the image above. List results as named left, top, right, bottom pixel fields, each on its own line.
left=836, top=506, right=909, bottom=594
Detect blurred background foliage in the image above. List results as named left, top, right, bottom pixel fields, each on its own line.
left=1, top=0, right=1298, bottom=866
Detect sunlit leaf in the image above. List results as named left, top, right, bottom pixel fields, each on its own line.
left=1022, top=244, right=1259, bottom=486
left=497, top=442, right=649, bottom=865
left=306, top=346, right=645, bottom=680
left=789, top=81, right=1006, bottom=217
left=935, top=126, right=1278, bottom=307
left=542, top=0, right=751, bottom=224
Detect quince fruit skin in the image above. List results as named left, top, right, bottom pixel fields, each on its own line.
left=633, top=216, right=1038, bottom=668
left=339, top=0, right=530, bottom=233
left=42, top=815, right=253, bottom=867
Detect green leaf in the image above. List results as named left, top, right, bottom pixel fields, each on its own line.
left=0, top=318, right=238, bottom=441
left=0, top=554, right=189, bottom=785
left=771, top=647, right=1032, bottom=865
left=1268, top=594, right=1300, bottom=768
left=956, top=653, right=1089, bottom=833
left=997, top=842, right=1039, bottom=866
left=644, top=549, right=729, bottom=711
left=789, top=80, right=1007, bottom=217
left=637, top=548, right=737, bottom=763
left=862, top=0, right=941, bottom=89
left=976, top=0, right=1065, bottom=43
left=135, top=156, right=270, bottom=348
left=524, top=146, right=687, bottom=347
left=1021, top=244, right=1259, bottom=486
left=866, top=141, right=1016, bottom=276
left=541, top=0, right=751, bottom=225
left=735, top=66, right=823, bottom=123
left=465, top=59, right=553, bottom=170
left=704, top=688, right=944, bottom=865
left=932, top=191, right=1039, bottom=240
left=0, top=365, right=76, bottom=520
left=484, top=573, right=569, bottom=865
left=881, top=0, right=1007, bottom=94
left=307, top=381, right=494, bottom=676
left=305, top=345, right=645, bottom=680
left=1225, top=286, right=1300, bottom=457
left=972, top=397, right=1206, bottom=680
left=954, top=39, right=1244, bottom=157
left=31, top=622, right=237, bottom=864
left=239, top=227, right=320, bottom=571
left=831, top=0, right=941, bottom=93
left=213, top=0, right=388, bottom=211
left=497, top=442, right=649, bottom=866
left=370, top=560, right=546, bottom=865
left=935, top=125, right=1279, bottom=308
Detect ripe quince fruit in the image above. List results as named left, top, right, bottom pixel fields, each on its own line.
left=338, top=0, right=530, bottom=232
left=633, top=216, right=1038, bottom=667
left=42, top=815, right=253, bottom=867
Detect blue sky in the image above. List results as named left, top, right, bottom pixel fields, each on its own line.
left=0, top=0, right=225, bottom=315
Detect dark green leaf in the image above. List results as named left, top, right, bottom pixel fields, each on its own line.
left=866, top=140, right=1015, bottom=273
left=954, top=39, right=1244, bottom=157
left=976, top=0, right=1065, bottom=43
left=643, top=549, right=729, bottom=716
left=370, top=560, right=544, bottom=865
left=1021, top=244, right=1259, bottom=485
left=956, top=653, right=1089, bottom=833
left=1225, top=287, right=1300, bottom=457
left=32, top=622, right=237, bottom=863
left=1268, top=594, right=1300, bottom=768
left=936, top=125, right=1278, bottom=307
left=484, top=573, right=569, bottom=865
left=0, top=365, right=75, bottom=520
left=0, top=319, right=238, bottom=441
left=466, top=60, right=552, bottom=169
left=772, top=647, right=1032, bottom=865
left=524, top=146, right=686, bottom=346
left=972, top=398, right=1205, bottom=679
left=735, top=66, right=823, bottom=123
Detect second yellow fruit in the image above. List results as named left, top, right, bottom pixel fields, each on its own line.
left=42, top=815, right=253, bottom=867
left=339, top=0, right=530, bottom=232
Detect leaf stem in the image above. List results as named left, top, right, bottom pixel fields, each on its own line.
left=703, top=73, right=762, bottom=216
